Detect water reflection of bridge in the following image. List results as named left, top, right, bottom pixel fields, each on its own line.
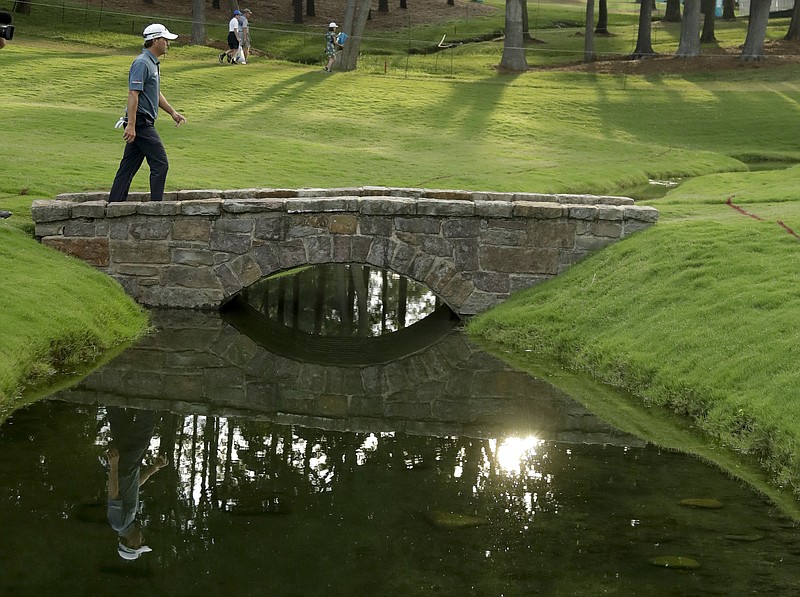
left=56, top=309, right=644, bottom=447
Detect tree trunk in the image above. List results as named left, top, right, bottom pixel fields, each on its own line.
left=584, top=0, right=595, bottom=62
left=12, top=1, right=32, bottom=15
left=520, top=0, right=544, bottom=42
left=786, top=0, right=800, bottom=40
left=740, top=0, right=771, bottom=60
left=400, top=0, right=407, bottom=7
left=676, top=0, right=701, bottom=56
left=594, top=0, right=609, bottom=34
left=722, top=0, right=736, bottom=19
left=340, top=0, right=372, bottom=71
left=355, top=267, right=369, bottom=336
left=307, top=0, right=316, bottom=17
left=522, top=0, right=531, bottom=40
left=380, top=269, right=388, bottom=334
left=500, top=0, right=528, bottom=71
left=343, top=0, right=357, bottom=38
left=397, top=277, right=408, bottom=328
left=700, top=0, right=716, bottom=42
left=630, top=0, right=655, bottom=58
left=228, top=0, right=240, bottom=11
left=191, top=0, right=206, bottom=45
left=293, top=0, right=303, bottom=23
left=212, top=0, right=221, bottom=9
left=448, top=0, right=455, bottom=5
left=379, top=0, right=389, bottom=11
left=313, top=267, right=327, bottom=335
left=664, top=0, right=682, bottom=22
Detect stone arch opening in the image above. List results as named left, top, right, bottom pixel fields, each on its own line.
left=217, top=231, right=471, bottom=316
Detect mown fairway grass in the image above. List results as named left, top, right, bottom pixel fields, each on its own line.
left=2, top=7, right=800, bottom=512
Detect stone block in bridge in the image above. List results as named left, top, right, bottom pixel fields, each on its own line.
left=32, top=187, right=658, bottom=315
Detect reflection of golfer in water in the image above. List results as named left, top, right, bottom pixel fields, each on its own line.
left=105, top=407, right=166, bottom=561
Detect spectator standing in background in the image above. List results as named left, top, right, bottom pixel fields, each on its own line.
left=324, top=22, right=342, bottom=73
left=239, top=8, right=252, bottom=63
left=219, top=9, right=243, bottom=64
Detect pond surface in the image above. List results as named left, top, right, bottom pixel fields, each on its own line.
left=2, top=271, right=800, bottom=595
left=615, top=161, right=798, bottom=202
left=235, top=263, right=440, bottom=338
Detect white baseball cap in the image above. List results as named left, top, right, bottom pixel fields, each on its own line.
left=143, top=23, right=178, bottom=41
left=329, top=22, right=338, bottom=28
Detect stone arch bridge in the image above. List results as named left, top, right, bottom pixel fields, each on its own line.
left=32, top=187, right=658, bottom=316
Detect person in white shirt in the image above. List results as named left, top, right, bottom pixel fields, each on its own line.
left=219, top=9, right=243, bottom=64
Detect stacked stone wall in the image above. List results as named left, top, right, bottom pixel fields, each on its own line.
left=32, top=187, right=659, bottom=315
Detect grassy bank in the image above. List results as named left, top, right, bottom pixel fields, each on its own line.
left=470, top=169, right=800, bottom=503
left=2, top=6, right=800, bottom=508
left=0, top=205, right=149, bottom=422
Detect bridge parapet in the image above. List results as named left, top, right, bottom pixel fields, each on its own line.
left=32, top=187, right=658, bottom=315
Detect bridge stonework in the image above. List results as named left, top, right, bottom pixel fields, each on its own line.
left=57, top=309, right=645, bottom=447
left=32, top=187, right=658, bottom=315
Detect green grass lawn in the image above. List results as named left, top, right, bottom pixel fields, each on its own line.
left=0, top=220, right=149, bottom=421
left=3, top=4, right=800, bottom=513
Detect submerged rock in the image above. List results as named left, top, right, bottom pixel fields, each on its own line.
left=425, top=510, right=489, bottom=529
left=226, top=499, right=293, bottom=516
left=679, top=498, right=723, bottom=509
left=648, top=555, right=701, bottom=570
left=98, top=564, right=153, bottom=578
left=724, top=533, right=764, bottom=542
left=76, top=502, right=108, bottom=524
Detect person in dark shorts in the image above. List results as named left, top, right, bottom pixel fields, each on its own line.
left=220, top=9, right=243, bottom=64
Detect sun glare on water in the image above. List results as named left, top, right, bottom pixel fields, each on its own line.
left=495, top=435, right=545, bottom=476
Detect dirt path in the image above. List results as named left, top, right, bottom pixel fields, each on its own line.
left=541, top=38, right=800, bottom=76
left=77, top=0, right=497, bottom=32
left=73, top=0, right=800, bottom=74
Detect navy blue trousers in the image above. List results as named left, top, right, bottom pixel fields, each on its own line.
left=109, top=119, right=169, bottom=202
left=106, top=406, right=158, bottom=475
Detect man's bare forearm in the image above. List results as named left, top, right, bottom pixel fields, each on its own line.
left=108, top=465, right=120, bottom=500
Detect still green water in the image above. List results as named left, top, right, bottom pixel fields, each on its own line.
left=1, top=266, right=798, bottom=595
left=3, top=397, right=798, bottom=596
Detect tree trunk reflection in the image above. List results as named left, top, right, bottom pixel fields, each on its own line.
left=238, top=264, right=438, bottom=337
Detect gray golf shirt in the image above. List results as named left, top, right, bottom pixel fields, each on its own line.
left=128, top=48, right=160, bottom=121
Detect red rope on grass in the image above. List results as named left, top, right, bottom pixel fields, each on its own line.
left=726, top=196, right=799, bottom=241
left=726, top=196, right=763, bottom=220
left=777, top=221, right=800, bottom=239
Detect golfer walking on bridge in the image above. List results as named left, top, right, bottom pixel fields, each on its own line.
left=109, top=24, right=186, bottom=203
